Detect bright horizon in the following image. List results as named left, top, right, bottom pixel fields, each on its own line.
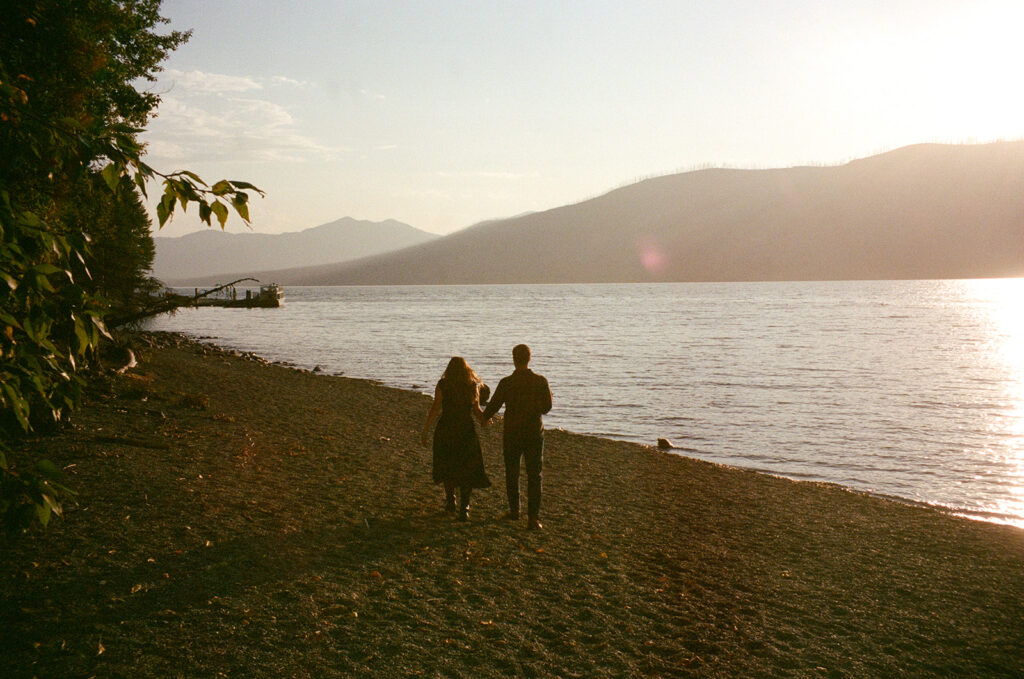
left=142, top=0, right=1024, bottom=238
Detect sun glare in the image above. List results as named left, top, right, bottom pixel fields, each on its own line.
left=976, top=278, right=1024, bottom=380
left=839, top=2, right=1024, bottom=143
left=965, top=278, right=1024, bottom=525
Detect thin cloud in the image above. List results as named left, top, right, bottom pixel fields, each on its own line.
left=164, top=68, right=315, bottom=92
left=144, top=94, right=344, bottom=163
left=164, top=68, right=262, bottom=93
left=226, top=97, right=295, bottom=128
left=144, top=68, right=345, bottom=164
left=271, top=75, right=315, bottom=88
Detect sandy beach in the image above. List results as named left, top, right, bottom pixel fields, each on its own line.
left=2, top=332, right=1023, bottom=678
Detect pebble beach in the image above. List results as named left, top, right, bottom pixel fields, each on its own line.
left=2, top=332, right=1023, bottom=678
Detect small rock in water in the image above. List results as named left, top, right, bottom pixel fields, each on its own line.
left=657, top=438, right=674, bottom=450
left=313, top=365, right=323, bottom=373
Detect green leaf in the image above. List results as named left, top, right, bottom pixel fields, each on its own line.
left=211, top=180, right=232, bottom=196
left=172, top=178, right=201, bottom=204
left=232, top=195, right=250, bottom=223
left=210, top=201, right=228, bottom=228
left=0, top=310, right=21, bottom=328
left=101, top=163, right=121, bottom=192
left=135, top=160, right=155, bottom=180
left=157, top=192, right=177, bottom=227
left=91, top=314, right=112, bottom=340
left=18, top=211, right=42, bottom=228
left=134, top=171, right=148, bottom=198
left=34, top=273, right=56, bottom=293
left=230, top=180, right=263, bottom=194
left=36, top=502, right=51, bottom=528
left=0, top=382, right=30, bottom=432
left=180, top=170, right=207, bottom=186
left=74, top=321, right=90, bottom=356
left=36, top=459, right=59, bottom=477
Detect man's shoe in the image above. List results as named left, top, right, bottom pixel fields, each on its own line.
left=501, top=510, right=520, bottom=521
left=457, top=507, right=470, bottom=522
left=527, top=516, right=543, bottom=530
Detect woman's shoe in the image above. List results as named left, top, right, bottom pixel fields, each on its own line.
left=457, top=507, right=470, bottom=521
left=444, top=497, right=457, bottom=513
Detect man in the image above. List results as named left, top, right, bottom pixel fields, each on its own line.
left=480, top=344, right=552, bottom=530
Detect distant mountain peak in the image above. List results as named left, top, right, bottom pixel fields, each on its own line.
left=153, top=217, right=437, bottom=284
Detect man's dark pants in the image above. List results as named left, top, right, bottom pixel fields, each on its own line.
left=504, top=435, right=543, bottom=517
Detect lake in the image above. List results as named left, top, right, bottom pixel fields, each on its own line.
left=148, top=279, right=1024, bottom=528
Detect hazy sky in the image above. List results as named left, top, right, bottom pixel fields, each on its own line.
left=142, top=0, right=1024, bottom=237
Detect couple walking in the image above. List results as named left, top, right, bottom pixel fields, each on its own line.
left=421, top=344, right=552, bottom=529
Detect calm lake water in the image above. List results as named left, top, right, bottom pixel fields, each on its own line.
left=148, top=280, right=1024, bottom=528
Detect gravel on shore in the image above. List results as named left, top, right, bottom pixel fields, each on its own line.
left=2, top=332, right=1023, bottom=678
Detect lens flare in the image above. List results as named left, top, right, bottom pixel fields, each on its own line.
left=637, top=238, right=668, bottom=275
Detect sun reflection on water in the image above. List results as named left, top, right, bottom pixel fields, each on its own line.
left=963, top=278, right=1024, bottom=527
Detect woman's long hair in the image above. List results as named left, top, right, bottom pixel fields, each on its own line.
left=442, top=356, right=480, bottom=398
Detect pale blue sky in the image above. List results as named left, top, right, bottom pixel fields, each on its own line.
left=142, top=0, right=1024, bottom=236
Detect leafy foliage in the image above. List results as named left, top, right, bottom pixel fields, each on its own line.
left=1, top=0, right=262, bottom=534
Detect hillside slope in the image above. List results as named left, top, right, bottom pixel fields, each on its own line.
left=254, top=142, right=1024, bottom=285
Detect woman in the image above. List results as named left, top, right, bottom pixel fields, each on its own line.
left=421, top=357, right=491, bottom=520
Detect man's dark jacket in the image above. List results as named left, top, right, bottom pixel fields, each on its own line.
left=481, top=368, right=552, bottom=442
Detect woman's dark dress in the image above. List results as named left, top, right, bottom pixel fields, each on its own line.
left=432, top=378, right=491, bottom=489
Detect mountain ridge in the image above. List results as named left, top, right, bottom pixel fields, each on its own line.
left=169, top=142, right=1024, bottom=285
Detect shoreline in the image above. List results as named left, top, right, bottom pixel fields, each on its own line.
left=3, top=331, right=1023, bottom=677
left=160, top=331, right=1024, bottom=531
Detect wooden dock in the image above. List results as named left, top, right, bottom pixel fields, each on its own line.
left=168, top=281, right=284, bottom=309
